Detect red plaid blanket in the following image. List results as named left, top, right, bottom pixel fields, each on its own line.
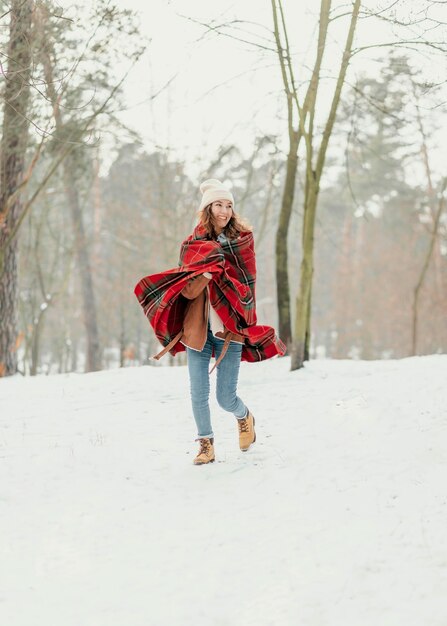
left=134, top=224, right=286, bottom=362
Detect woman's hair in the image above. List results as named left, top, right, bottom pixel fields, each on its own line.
left=199, top=203, right=252, bottom=240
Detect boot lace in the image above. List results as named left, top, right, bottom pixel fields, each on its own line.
left=199, top=438, right=211, bottom=455
left=238, top=417, right=249, bottom=434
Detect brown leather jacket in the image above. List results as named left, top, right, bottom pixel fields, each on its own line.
left=180, top=275, right=244, bottom=351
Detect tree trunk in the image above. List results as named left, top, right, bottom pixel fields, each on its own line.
left=304, top=279, right=312, bottom=361
left=71, top=336, right=78, bottom=372
left=411, top=178, right=446, bottom=355
left=275, top=132, right=299, bottom=347
left=39, top=21, right=102, bottom=373
left=30, top=311, right=46, bottom=376
left=291, top=0, right=361, bottom=371
left=411, top=85, right=445, bottom=355
left=291, top=180, right=318, bottom=369
left=271, top=0, right=332, bottom=353
left=63, top=158, right=102, bottom=371
left=119, top=301, right=126, bottom=368
left=0, top=0, right=33, bottom=377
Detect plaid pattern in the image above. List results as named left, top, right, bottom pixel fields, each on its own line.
left=134, top=224, right=286, bottom=362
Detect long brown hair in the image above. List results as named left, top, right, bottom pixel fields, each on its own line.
left=199, top=203, right=252, bottom=240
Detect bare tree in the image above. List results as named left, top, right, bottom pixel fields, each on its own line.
left=412, top=177, right=446, bottom=355
left=0, top=0, right=33, bottom=376
left=272, top=0, right=361, bottom=369
left=271, top=0, right=447, bottom=369
left=271, top=0, right=332, bottom=349
left=29, top=1, right=145, bottom=373
left=293, top=0, right=361, bottom=370
left=22, top=193, right=75, bottom=375
left=35, top=5, right=101, bottom=371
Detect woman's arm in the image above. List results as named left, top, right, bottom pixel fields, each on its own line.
left=180, top=274, right=211, bottom=300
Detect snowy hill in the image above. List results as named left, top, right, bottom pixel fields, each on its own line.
left=1, top=355, right=447, bottom=626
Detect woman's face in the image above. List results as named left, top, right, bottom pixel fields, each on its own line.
left=210, top=199, right=233, bottom=232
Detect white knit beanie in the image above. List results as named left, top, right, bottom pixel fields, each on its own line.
left=198, top=179, right=235, bottom=212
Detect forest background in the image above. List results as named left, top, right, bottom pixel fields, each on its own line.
left=0, top=0, right=446, bottom=376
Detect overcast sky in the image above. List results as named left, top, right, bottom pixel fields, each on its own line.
left=58, top=0, right=447, bottom=180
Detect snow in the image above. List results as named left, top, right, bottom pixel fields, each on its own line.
left=1, top=355, right=447, bottom=625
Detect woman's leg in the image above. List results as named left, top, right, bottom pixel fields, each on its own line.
left=214, top=339, right=247, bottom=419
left=186, top=331, right=214, bottom=439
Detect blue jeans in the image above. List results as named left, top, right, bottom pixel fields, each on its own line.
left=186, top=325, right=248, bottom=439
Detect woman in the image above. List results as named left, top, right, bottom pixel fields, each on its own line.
left=134, top=179, right=286, bottom=466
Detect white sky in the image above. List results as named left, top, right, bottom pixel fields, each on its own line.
left=58, top=0, right=447, bottom=179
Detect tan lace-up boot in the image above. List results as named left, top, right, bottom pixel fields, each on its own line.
left=237, top=411, right=256, bottom=451
left=193, top=437, right=215, bottom=465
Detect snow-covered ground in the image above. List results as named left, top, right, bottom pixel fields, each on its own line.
left=1, top=355, right=447, bottom=626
